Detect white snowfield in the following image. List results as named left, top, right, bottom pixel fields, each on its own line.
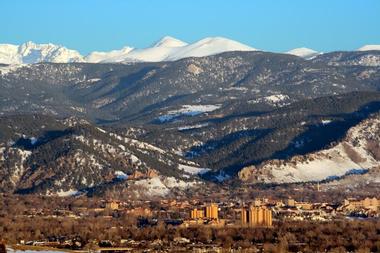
left=253, top=117, right=380, bottom=183
left=285, top=47, right=321, bottom=59
left=55, top=189, right=79, bottom=197
left=158, top=104, right=221, bottom=122
left=178, top=164, right=211, bottom=175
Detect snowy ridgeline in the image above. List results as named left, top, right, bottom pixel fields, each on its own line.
left=2, top=36, right=380, bottom=65
left=0, top=36, right=256, bottom=65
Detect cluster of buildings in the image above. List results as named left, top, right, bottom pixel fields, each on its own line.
left=342, top=197, right=379, bottom=212
left=273, top=196, right=380, bottom=221
left=190, top=203, right=219, bottom=220
left=188, top=202, right=273, bottom=227
left=187, top=203, right=223, bottom=226
left=188, top=196, right=379, bottom=226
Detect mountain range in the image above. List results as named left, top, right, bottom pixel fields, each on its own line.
left=1, top=36, right=379, bottom=64
left=0, top=45, right=379, bottom=196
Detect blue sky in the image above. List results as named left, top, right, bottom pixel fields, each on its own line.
left=1, top=0, right=380, bottom=54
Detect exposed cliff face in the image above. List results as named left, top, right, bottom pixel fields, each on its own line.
left=239, top=114, right=380, bottom=184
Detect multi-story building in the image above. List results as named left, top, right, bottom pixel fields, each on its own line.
left=190, top=203, right=218, bottom=220
left=206, top=203, right=218, bottom=220
left=241, top=206, right=272, bottom=227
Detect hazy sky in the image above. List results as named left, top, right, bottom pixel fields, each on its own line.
left=1, top=0, right=380, bottom=54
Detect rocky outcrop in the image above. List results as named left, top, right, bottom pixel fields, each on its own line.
left=128, top=168, right=159, bottom=180
left=186, top=64, right=203, bottom=75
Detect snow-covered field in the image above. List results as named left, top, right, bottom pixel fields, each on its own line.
left=178, top=164, right=211, bottom=175
left=158, top=104, right=221, bottom=122
left=55, top=189, right=79, bottom=197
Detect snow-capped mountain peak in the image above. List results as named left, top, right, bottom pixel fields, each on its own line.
left=152, top=36, right=188, bottom=48
left=0, top=41, right=84, bottom=64
left=0, top=43, right=20, bottom=65
left=286, top=47, right=321, bottom=59
left=357, top=45, right=380, bottom=51
left=165, top=36, right=257, bottom=61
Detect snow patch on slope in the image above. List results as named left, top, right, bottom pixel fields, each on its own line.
left=158, top=104, right=221, bottom=122
left=56, top=189, right=79, bottom=197
left=178, top=164, right=211, bottom=175
left=115, top=170, right=128, bottom=180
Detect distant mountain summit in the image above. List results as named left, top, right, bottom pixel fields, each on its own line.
left=286, top=47, right=321, bottom=59
left=151, top=36, right=188, bottom=48
left=89, top=36, right=256, bottom=63
left=357, top=45, right=380, bottom=51
left=164, top=37, right=256, bottom=61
